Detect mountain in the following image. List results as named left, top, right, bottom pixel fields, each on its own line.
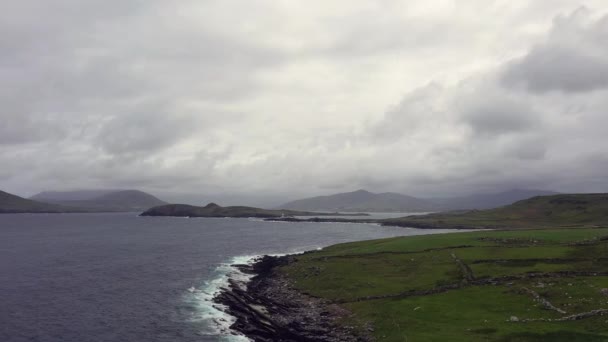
left=31, top=190, right=119, bottom=202
left=382, top=193, right=608, bottom=229
left=0, top=190, right=79, bottom=213
left=30, top=189, right=167, bottom=212
left=141, top=202, right=367, bottom=218
left=278, top=188, right=560, bottom=213
left=433, top=189, right=559, bottom=210
left=278, top=189, right=439, bottom=212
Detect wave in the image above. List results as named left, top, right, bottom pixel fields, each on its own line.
left=182, top=241, right=328, bottom=340
left=183, top=255, right=258, bottom=341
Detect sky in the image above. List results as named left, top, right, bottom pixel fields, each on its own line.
left=1, top=1, right=608, bottom=205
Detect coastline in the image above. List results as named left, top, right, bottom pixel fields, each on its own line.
left=264, top=216, right=488, bottom=230
left=215, top=254, right=373, bottom=342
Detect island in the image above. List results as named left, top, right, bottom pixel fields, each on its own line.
left=140, top=202, right=370, bottom=218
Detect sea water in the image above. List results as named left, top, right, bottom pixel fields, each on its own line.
left=0, top=212, right=459, bottom=342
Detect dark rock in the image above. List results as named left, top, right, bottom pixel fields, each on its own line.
left=215, top=255, right=373, bottom=342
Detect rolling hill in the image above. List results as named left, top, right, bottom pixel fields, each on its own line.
left=433, top=188, right=559, bottom=210
left=382, top=193, right=608, bottom=229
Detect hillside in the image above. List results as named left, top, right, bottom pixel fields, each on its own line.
left=279, top=189, right=438, bottom=212
left=0, top=190, right=79, bottom=213
left=31, top=189, right=166, bottom=212
left=434, top=189, right=559, bottom=210
left=382, top=193, right=608, bottom=229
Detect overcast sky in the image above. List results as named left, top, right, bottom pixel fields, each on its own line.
left=2, top=1, right=608, bottom=203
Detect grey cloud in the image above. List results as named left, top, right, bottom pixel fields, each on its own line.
left=0, top=0, right=284, bottom=146
left=0, top=112, right=67, bottom=145
left=502, top=46, right=608, bottom=93
left=370, top=83, right=446, bottom=142
left=502, top=136, right=547, bottom=161
left=97, top=109, right=198, bottom=155
left=502, top=9, right=608, bottom=93
left=460, top=96, right=540, bottom=136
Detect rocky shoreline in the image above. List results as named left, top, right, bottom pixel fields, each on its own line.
left=215, top=255, right=373, bottom=342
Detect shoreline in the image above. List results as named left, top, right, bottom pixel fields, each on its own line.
left=263, top=216, right=489, bottom=230
left=212, top=228, right=477, bottom=341
left=215, top=254, right=372, bottom=342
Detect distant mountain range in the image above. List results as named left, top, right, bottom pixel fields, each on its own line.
left=279, top=190, right=438, bottom=212
left=0, top=190, right=81, bottom=213
left=30, top=190, right=167, bottom=212
left=2, top=187, right=558, bottom=214
left=278, top=189, right=559, bottom=212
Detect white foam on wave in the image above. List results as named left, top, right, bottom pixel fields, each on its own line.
left=184, top=246, right=325, bottom=341
left=183, top=255, right=259, bottom=341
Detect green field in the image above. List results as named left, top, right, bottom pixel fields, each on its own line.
left=280, top=228, right=608, bottom=341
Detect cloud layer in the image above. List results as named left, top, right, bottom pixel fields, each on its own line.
left=1, top=1, right=608, bottom=203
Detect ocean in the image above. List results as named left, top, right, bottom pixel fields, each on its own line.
left=0, top=212, right=459, bottom=341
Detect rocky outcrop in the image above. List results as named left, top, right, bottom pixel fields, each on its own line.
left=215, top=255, right=373, bottom=342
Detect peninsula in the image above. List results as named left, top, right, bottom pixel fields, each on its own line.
left=218, top=193, right=608, bottom=341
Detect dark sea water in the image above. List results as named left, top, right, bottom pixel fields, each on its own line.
left=0, top=213, right=459, bottom=342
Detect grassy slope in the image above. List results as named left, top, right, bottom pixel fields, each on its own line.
left=280, top=228, right=608, bottom=341
left=382, top=194, right=608, bottom=229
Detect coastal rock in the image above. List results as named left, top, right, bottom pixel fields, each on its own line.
left=215, top=255, right=373, bottom=342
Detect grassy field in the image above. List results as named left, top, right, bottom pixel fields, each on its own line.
left=280, top=228, right=608, bottom=341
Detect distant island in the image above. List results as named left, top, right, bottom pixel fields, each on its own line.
left=140, top=202, right=369, bottom=218
left=278, top=188, right=557, bottom=212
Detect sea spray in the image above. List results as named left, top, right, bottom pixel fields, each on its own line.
left=185, top=246, right=325, bottom=340
left=183, top=255, right=258, bottom=341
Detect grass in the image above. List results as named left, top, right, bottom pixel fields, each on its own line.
left=279, top=228, right=608, bottom=341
